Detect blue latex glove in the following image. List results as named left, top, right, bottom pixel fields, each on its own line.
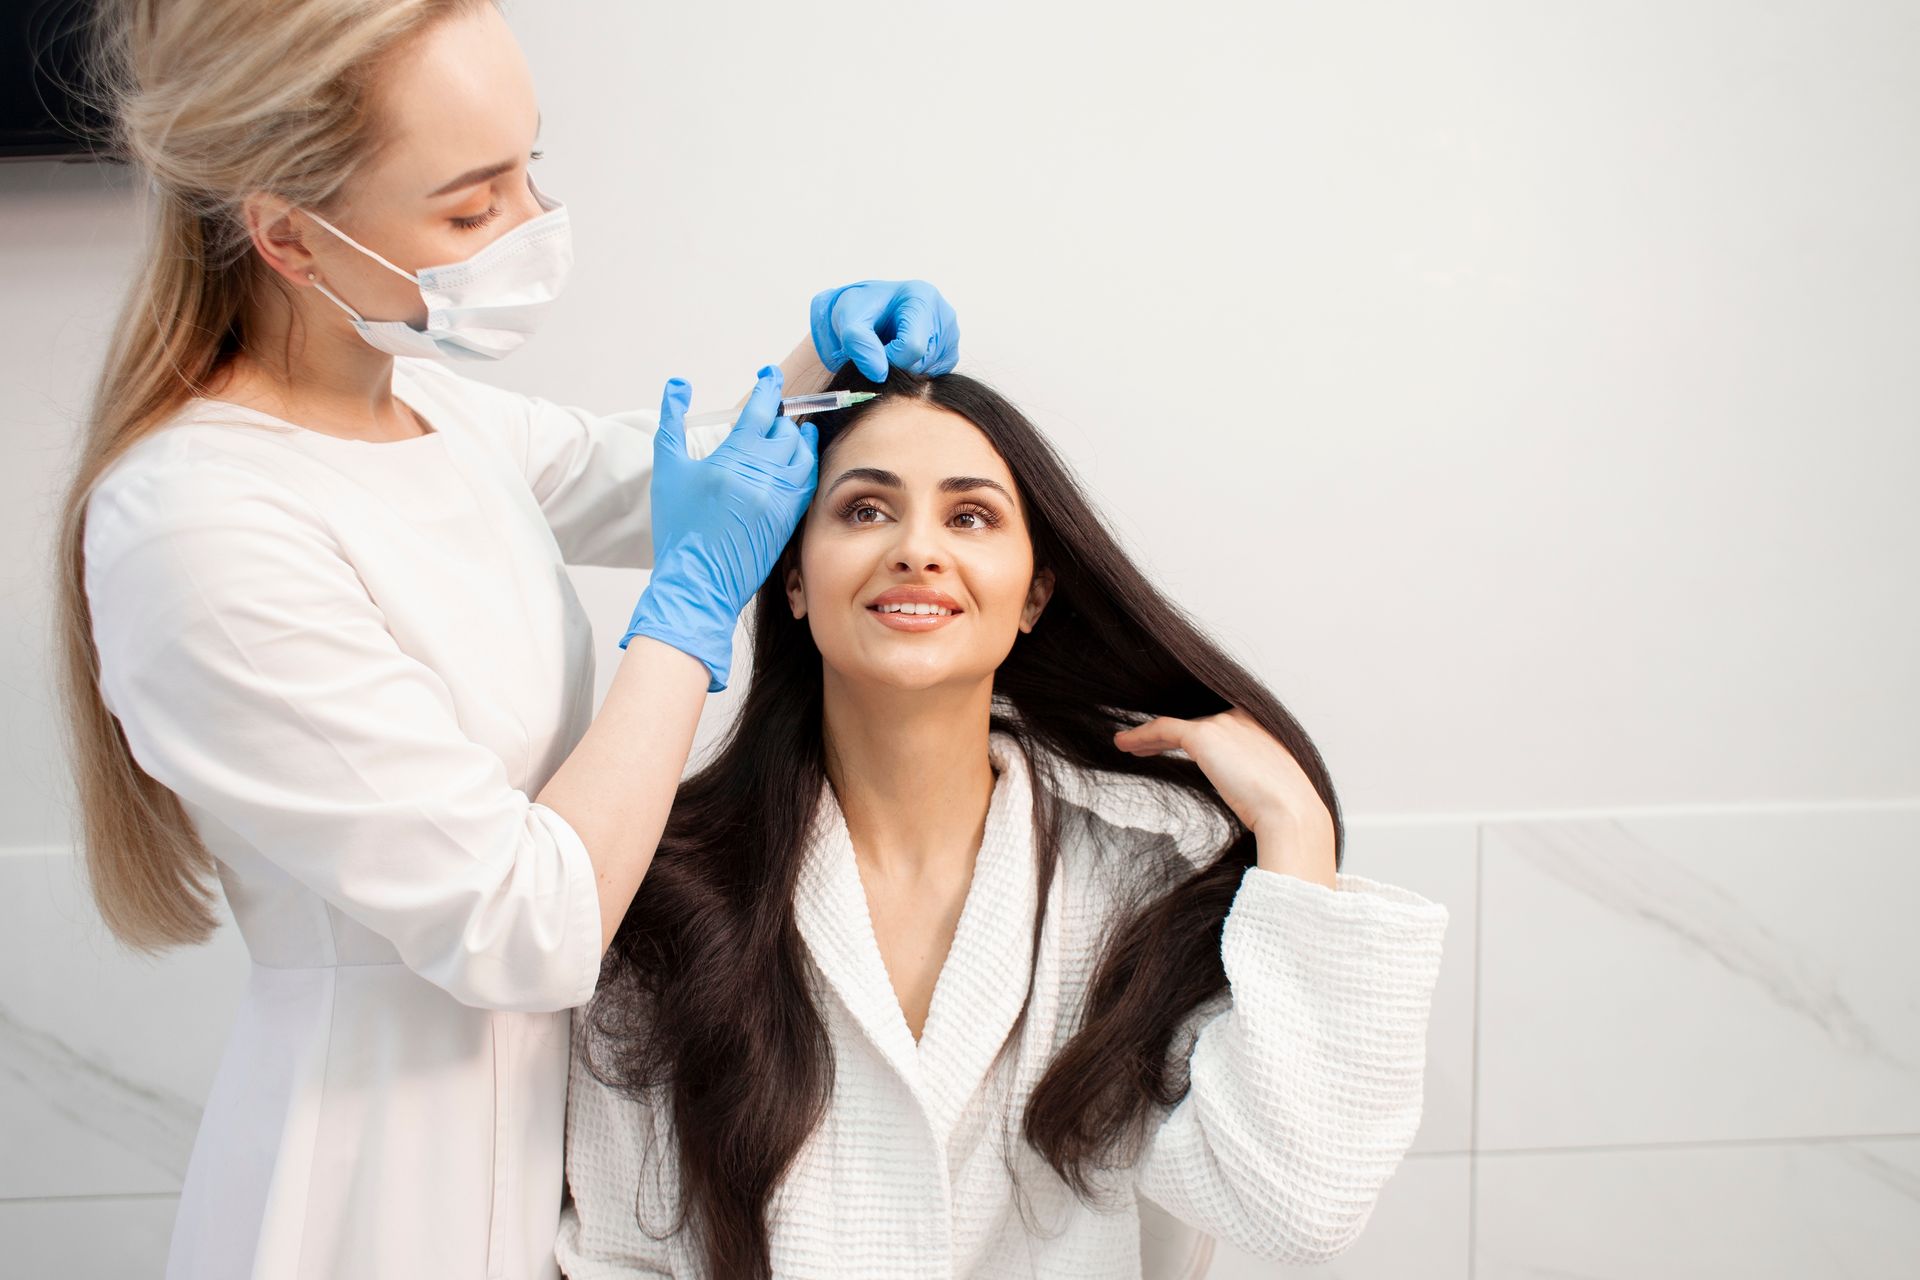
left=809, top=279, right=960, bottom=380
left=621, top=365, right=819, bottom=692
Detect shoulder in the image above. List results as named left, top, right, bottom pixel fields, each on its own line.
left=1018, top=732, right=1240, bottom=889
left=85, top=423, right=329, bottom=570
left=392, top=358, right=558, bottom=468
left=568, top=1021, right=645, bottom=1129
left=568, top=1009, right=665, bottom=1118
left=565, top=1012, right=681, bottom=1185
left=1054, top=761, right=1236, bottom=865
left=391, top=355, right=497, bottom=405
left=560, top=1014, right=685, bottom=1266
left=392, top=357, right=535, bottom=427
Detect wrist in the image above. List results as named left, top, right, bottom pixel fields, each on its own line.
left=808, top=286, right=843, bottom=371
left=620, top=617, right=728, bottom=692
left=1251, top=810, right=1338, bottom=887
left=780, top=333, right=834, bottom=397
left=622, top=553, right=738, bottom=691
left=616, top=632, right=713, bottom=690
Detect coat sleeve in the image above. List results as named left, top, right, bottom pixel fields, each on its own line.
left=515, top=391, right=660, bottom=570
left=1132, top=866, right=1450, bottom=1264
left=557, top=1019, right=680, bottom=1277
left=394, top=359, right=730, bottom=571
left=83, top=455, right=604, bottom=1013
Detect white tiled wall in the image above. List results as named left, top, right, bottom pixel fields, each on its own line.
left=5, top=805, right=1913, bottom=1276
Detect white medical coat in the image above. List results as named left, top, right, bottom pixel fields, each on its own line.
left=83, top=358, right=670, bottom=1279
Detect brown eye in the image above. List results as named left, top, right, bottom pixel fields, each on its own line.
left=954, top=505, right=1002, bottom=529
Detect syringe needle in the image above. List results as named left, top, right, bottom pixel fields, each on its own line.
left=683, top=391, right=877, bottom=430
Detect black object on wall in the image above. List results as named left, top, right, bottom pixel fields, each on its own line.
left=2, top=0, right=113, bottom=161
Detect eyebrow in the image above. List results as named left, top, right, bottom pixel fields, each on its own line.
left=825, top=466, right=1016, bottom=505
left=427, top=112, right=542, bottom=198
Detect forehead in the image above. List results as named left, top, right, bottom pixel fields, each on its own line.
left=825, top=399, right=1013, bottom=486
left=369, top=7, right=537, bottom=187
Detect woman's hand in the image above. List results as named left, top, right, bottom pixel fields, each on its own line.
left=809, top=279, right=960, bottom=379
left=621, top=366, right=819, bottom=692
left=1113, top=707, right=1338, bottom=886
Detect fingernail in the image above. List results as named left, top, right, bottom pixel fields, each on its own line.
left=757, top=364, right=778, bottom=381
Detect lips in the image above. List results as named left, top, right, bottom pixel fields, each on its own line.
left=866, top=586, right=964, bottom=614
left=865, top=585, right=963, bottom=632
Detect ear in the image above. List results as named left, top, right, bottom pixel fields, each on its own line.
left=1019, top=566, right=1054, bottom=633
left=784, top=561, right=806, bottom=619
left=241, top=191, right=319, bottom=287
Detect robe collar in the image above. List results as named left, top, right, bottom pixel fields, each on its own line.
left=792, top=727, right=1041, bottom=1143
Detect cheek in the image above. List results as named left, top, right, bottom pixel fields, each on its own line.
left=318, top=243, right=427, bottom=321
left=411, top=226, right=492, bottom=272
left=796, top=537, right=865, bottom=610
left=972, top=545, right=1037, bottom=613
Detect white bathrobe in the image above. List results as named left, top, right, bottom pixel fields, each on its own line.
left=83, top=358, right=699, bottom=1280
left=558, top=728, right=1451, bottom=1278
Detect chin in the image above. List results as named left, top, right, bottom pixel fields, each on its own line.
left=824, top=648, right=985, bottom=694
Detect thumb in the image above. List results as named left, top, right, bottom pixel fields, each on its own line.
left=789, top=418, right=820, bottom=477
left=655, top=377, right=691, bottom=458
left=843, top=326, right=889, bottom=382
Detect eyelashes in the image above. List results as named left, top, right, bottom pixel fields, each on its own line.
left=451, top=151, right=545, bottom=230
left=835, top=497, right=1003, bottom=530
left=451, top=205, right=502, bottom=231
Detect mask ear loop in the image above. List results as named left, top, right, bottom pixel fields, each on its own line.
left=300, top=207, right=423, bottom=284
left=306, top=271, right=370, bottom=323
left=300, top=207, right=422, bottom=326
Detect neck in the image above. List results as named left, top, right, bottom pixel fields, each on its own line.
left=211, top=282, right=409, bottom=437
left=820, top=672, right=999, bottom=879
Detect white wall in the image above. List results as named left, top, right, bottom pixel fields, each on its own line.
left=2, top=2, right=1915, bottom=1275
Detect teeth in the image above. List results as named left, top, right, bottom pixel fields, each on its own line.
left=875, top=602, right=953, bottom=616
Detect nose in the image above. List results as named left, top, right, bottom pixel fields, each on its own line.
left=495, top=171, right=548, bottom=236
left=887, top=513, right=947, bottom=574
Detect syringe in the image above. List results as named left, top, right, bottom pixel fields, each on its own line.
left=683, top=390, right=877, bottom=430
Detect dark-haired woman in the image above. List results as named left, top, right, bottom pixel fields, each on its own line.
left=558, top=368, right=1450, bottom=1279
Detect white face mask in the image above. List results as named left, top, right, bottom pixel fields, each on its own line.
left=302, top=178, right=572, bottom=361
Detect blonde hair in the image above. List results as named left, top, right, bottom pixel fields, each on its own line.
left=56, top=0, right=492, bottom=950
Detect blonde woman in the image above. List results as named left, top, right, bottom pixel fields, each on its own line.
left=55, top=2, right=956, bottom=1276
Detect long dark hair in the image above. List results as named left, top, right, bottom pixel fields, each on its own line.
left=584, top=364, right=1345, bottom=1278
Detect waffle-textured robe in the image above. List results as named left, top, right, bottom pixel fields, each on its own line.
left=558, top=728, right=1451, bottom=1277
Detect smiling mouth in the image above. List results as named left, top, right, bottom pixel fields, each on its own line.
left=866, top=603, right=961, bottom=630
left=869, top=603, right=958, bottom=617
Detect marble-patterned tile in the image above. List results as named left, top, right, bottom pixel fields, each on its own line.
left=1475, top=1136, right=1920, bottom=1279
left=1207, top=1153, right=1471, bottom=1279
left=0, top=850, right=248, bottom=1199
left=1345, top=820, right=1478, bottom=1155
left=1477, top=808, right=1920, bottom=1149
left=0, top=1195, right=179, bottom=1278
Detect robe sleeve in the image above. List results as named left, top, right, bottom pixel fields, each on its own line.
left=83, top=454, right=604, bottom=1013
left=1132, top=866, right=1450, bottom=1263
left=556, top=1019, right=681, bottom=1277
